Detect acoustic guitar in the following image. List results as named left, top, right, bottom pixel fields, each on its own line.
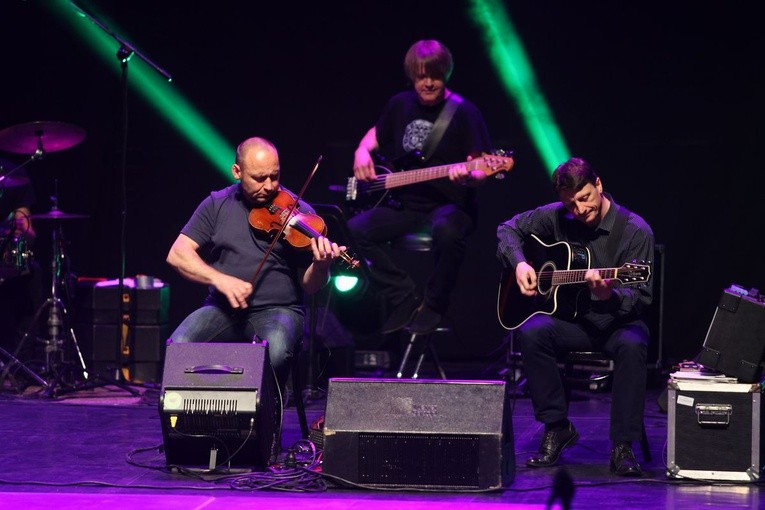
left=497, top=234, right=651, bottom=330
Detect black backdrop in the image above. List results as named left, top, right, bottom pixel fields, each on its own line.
left=2, top=1, right=763, bottom=368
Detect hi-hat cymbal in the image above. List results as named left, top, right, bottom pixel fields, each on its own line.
left=0, top=121, right=86, bottom=155
left=30, top=209, right=89, bottom=220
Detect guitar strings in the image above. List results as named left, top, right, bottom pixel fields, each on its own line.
left=355, top=158, right=488, bottom=193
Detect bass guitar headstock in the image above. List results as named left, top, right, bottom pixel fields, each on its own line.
left=476, top=150, right=515, bottom=179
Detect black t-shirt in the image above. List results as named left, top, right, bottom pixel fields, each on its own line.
left=375, top=91, right=492, bottom=216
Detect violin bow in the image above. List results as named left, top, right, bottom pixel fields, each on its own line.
left=249, top=155, right=323, bottom=286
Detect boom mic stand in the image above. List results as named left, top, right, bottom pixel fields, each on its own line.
left=68, top=2, right=171, bottom=389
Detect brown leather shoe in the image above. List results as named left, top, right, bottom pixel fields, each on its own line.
left=527, top=422, right=579, bottom=467
left=610, top=442, right=643, bottom=476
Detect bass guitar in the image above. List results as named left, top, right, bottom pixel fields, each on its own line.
left=496, top=234, right=651, bottom=330
left=344, top=151, right=514, bottom=211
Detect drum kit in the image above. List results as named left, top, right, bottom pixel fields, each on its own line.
left=0, top=120, right=90, bottom=394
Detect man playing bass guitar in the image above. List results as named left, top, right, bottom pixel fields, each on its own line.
left=348, top=39, right=497, bottom=335
left=496, top=157, right=654, bottom=477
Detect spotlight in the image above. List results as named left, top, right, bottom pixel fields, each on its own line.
left=333, top=274, right=361, bottom=293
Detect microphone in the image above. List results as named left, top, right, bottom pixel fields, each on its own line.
left=546, top=467, right=574, bottom=510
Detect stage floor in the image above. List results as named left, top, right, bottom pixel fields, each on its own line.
left=0, top=366, right=762, bottom=510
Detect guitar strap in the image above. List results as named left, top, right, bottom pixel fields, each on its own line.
left=605, top=205, right=630, bottom=264
left=421, top=93, right=463, bottom=162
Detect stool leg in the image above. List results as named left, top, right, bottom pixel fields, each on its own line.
left=412, top=339, right=427, bottom=379
left=396, top=332, right=417, bottom=378
left=291, top=359, right=309, bottom=439
left=427, top=340, right=447, bottom=380
left=640, top=421, right=651, bottom=462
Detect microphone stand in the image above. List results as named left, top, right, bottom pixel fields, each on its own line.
left=0, top=148, right=45, bottom=185
left=64, top=2, right=172, bottom=393
left=67, top=2, right=172, bottom=81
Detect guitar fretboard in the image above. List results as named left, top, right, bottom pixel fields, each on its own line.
left=543, top=266, right=648, bottom=285
left=549, top=268, right=618, bottom=285
left=380, top=161, right=480, bottom=190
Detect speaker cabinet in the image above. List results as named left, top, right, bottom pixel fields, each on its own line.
left=699, top=286, right=765, bottom=383
left=159, top=341, right=280, bottom=470
left=322, top=378, right=513, bottom=490
left=75, top=323, right=169, bottom=361
left=74, top=323, right=169, bottom=383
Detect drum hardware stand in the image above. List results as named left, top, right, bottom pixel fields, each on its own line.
left=11, top=194, right=138, bottom=397
left=0, top=345, right=47, bottom=390
left=10, top=210, right=86, bottom=396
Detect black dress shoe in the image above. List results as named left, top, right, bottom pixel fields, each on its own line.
left=527, top=422, right=579, bottom=467
left=408, top=303, right=442, bottom=335
left=381, top=294, right=420, bottom=334
left=610, top=442, right=643, bottom=477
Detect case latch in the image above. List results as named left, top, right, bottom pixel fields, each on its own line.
left=695, top=403, right=733, bottom=426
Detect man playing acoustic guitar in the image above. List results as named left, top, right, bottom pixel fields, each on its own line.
left=496, top=157, right=654, bottom=477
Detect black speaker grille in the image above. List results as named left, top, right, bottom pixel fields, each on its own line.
left=178, top=413, right=250, bottom=438
left=183, top=398, right=239, bottom=414
left=357, top=433, right=480, bottom=488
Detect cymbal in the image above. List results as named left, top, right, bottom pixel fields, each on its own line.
left=0, top=173, right=30, bottom=188
left=30, top=209, right=89, bottom=220
left=0, top=121, right=86, bottom=154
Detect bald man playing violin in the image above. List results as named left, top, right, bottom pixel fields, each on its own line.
left=167, top=136, right=346, bottom=394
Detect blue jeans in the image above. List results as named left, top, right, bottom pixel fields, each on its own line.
left=168, top=305, right=304, bottom=391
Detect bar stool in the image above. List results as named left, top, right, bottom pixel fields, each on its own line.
left=389, top=231, right=449, bottom=380
left=396, top=327, right=449, bottom=379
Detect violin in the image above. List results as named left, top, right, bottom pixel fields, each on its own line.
left=248, top=189, right=360, bottom=269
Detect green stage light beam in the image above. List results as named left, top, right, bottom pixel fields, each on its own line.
left=48, top=0, right=234, bottom=180
left=468, top=0, right=570, bottom=175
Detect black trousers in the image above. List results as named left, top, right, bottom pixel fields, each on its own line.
left=516, top=313, right=649, bottom=442
left=346, top=203, right=473, bottom=313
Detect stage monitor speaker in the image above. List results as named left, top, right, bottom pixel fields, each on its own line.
left=699, top=285, right=765, bottom=383
left=322, top=378, right=513, bottom=491
left=159, top=341, right=280, bottom=471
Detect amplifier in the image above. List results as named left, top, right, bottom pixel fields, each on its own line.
left=322, top=378, right=513, bottom=491
left=699, top=285, right=765, bottom=382
left=159, top=341, right=279, bottom=471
